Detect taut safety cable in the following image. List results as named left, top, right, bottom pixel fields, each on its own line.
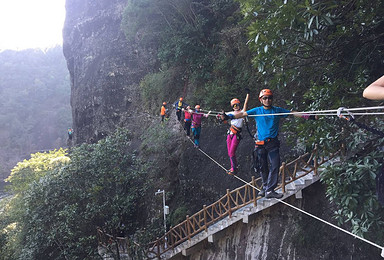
left=247, top=106, right=384, bottom=117
left=183, top=131, right=384, bottom=257
left=187, top=106, right=384, bottom=118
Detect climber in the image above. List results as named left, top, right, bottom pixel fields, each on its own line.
left=183, top=105, right=192, bottom=136
left=174, top=97, right=188, bottom=121
left=219, top=91, right=250, bottom=175
left=160, top=102, right=168, bottom=122
left=222, top=89, right=316, bottom=199
left=190, top=105, right=210, bottom=148
left=68, top=128, right=73, bottom=140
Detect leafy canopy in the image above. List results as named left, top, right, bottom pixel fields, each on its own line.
left=0, top=129, right=150, bottom=259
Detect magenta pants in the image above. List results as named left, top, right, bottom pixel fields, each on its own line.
left=227, top=134, right=240, bottom=170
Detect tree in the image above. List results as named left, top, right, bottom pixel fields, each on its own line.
left=0, top=129, right=150, bottom=259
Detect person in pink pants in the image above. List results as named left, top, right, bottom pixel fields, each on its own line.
left=221, top=92, right=249, bottom=175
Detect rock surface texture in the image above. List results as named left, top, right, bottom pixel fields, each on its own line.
left=63, top=0, right=151, bottom=144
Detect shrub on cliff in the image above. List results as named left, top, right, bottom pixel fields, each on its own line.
left=0, top=129, right=150, bottom=260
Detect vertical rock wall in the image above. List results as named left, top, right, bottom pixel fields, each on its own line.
left=63, top=0, right=149, bottom=144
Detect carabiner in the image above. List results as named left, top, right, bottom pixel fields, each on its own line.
left=337, top=107, right=355, bottom=121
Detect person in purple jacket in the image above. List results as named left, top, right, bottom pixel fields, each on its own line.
left=189, top=105, right=210, bottom=148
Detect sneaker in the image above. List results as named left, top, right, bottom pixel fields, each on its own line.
left=258, top=189, right=265, bottom=197
left=227, top=169, right=237, bottom=175
left=265, top=191, right=283, bottom=199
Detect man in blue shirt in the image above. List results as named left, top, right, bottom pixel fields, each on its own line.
left=225, top=89, right=315, bottom=199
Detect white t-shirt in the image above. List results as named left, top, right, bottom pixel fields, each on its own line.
left=227, top=112, right=244, bottom=130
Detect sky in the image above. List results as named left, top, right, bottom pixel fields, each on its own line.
left=0, top=0, right=66, bottom=51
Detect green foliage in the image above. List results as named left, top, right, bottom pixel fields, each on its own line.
left=140, top=68, right=185, bottom=113
left=122, top=0, right=258, bottom=110
left=238, top=0, right=384, bottom=83
left=0, top=129, right=150, bottom=259
left=169, top=206, right=189, bottom=227
left=5, top=149, right=69, bottom=194
left=140, top=123, right=175, bottom=156
left=320, top=118, right=384, bottom=238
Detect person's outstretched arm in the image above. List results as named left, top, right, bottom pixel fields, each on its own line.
left=242, top=89, right=250, bottom=112
left=363, top=75, right=384, bottom=100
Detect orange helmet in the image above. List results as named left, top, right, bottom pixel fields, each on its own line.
left=230, top=98, right=241, bottom=107
left=195, top=105, right=201, bottom=109
left=259, top=89, right=273, bottom=98
left=163, top=102, right=166, bottom=105
left=180, top=97, right=183, bottom=101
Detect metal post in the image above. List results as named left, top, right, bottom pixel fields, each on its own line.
left=155, top=189, right=167, bottom=236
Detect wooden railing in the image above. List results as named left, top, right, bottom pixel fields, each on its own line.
left=98, top=144, right=343, bottom=259
left=97, top=227, right=130, bottom=259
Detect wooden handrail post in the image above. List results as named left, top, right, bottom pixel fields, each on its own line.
left=313, top=144, right=318, bottom=175
left=251, top=176, right=257, bottom=206
left=203, top=205, right=208, bottom=232
left=170, top=226, right=174, bottom=249
left=156, top=237, right=160, bottom=259
left=281, top=162, right=286, bottom=193
left=226, top=189, right=232, bottom=218
left=186, top=215, right=191, bottom=241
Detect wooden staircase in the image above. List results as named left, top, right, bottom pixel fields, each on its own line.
left=98, top=144, right=343, bottom=259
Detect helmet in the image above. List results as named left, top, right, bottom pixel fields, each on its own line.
left=180, top=97, right=183, bottom=101
left=195, top=105, right=201, bottom=109
left=163, top=102, right=167, bottom=105
left=259, top=89, right=273, bottom=98
left=230, top=98, right=241, bottom=106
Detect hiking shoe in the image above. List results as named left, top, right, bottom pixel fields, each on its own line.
left=227, top=169, right=237, bottom=175
left=258, top=189, right=265, bottom=197
left=265, top=191, right=283, bottom=199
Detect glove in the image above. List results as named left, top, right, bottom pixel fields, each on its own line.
left=216, top=114, right=224, bottom=123
left=302, top=114, right=317, bottom=120
left=245, top=88, right=251, bottom=94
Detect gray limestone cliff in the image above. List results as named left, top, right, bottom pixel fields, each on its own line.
left=63, top=0, right=152, bottom=144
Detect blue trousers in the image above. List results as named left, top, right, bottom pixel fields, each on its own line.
left=192, top=127, right=201, bottom=146
left=257, top=139, right=281, bottom=192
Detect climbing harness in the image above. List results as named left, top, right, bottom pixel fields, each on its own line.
left=244, top=118, right=261, bottom=175
left=229, top=125, right=242, bottom=135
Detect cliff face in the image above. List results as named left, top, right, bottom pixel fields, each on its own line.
left=63, top=0, right=150, bottom=144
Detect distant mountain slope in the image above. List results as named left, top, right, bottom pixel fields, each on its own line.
left=0, top=46, right=71, bottom=182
